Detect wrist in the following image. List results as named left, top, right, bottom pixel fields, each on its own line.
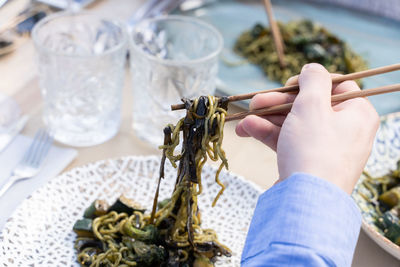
left=278, top=170, right=356, bottom=195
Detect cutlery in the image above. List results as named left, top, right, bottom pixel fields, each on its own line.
left=0, top=115, right=29, bottom=153
left=0, top=128, right=52, bottom=198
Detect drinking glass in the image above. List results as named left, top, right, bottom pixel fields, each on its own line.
left=32, top=12, right=127, bottom=147
left=129, top=15, right=223, bottom=147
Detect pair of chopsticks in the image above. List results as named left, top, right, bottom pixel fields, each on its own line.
left=170, top=63, right=400, bottom=122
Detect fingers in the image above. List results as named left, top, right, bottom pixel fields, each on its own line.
left=285, top=75, right=299, bottom=86
left=285, top=72, right=356, bottom=93
left=284, top=70, right=361, bottom=111
left=286, top=73, right=342, bottom=89
left=335, top=97, right=377, bottom=121
left=235, top=115, right=281, bottom=151
left=260, top=115, right=287, bottom=127
left=248, top=91, right=294, bottom=127
left=330, top=73, right=345, bottom=92
left=250, top=92, right=296, bottom=111
left=292, top=63, right=333, bottom=115
left=336, top=97, right=380, bottom=138
left=235, top=121, right=250, bottom=137
left=332, top=80, right=361, bottom=111
left=332, top=76, right=377, bottom=129
left=332, top=80, right=360, bottom=95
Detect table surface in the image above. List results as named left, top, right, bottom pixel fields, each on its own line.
left=0, top=0, right=399, bottom=266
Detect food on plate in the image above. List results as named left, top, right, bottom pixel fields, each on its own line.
left=73, top=96, right=231, bottom=266
left=234, top=19, right=367, bottom=85
left=361, top=160, right=400, bottom=245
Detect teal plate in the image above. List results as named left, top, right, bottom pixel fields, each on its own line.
left=352, top=112, right=400, bottom=260
left=183, top=0, right=400, bottom=114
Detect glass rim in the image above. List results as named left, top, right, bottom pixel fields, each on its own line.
left=129, top=15, right=224, bottom=66
left=32, top=11, right=128, bottom=58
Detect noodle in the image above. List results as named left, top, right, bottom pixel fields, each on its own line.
left=74, top=96, right=231, bottom=266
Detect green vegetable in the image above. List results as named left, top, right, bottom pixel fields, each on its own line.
left=132, top=240, right=166, bottom=266
left=193, top=255, right=214, bottom=267
left=377, top=207, right=400, bottom=245
left=157, top=198, right=170, bottom=210
left=122, top=223, right=159, bottom=243
left=73, top=218, right=94, bottom=237
left=83, top=199, right=109, bottom=219
left=364, top=160, right=400, bottom=247
left=108, top=195, right=146, bottom=214
left=379, top=186, right=400, bottom=208
left=74, top=237, right=103, bottom=252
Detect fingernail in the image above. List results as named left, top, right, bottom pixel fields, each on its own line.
left=301, top=63, right=324, bottom=72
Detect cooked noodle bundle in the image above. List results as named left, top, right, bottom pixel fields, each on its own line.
left=74, top=96, right=231, bottom=267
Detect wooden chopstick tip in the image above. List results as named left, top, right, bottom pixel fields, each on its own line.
left=171, top=103, right=185, bottom=111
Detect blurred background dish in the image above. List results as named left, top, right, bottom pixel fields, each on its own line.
left=181, top=0, right=400, bottom=114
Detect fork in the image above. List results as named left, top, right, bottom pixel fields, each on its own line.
left=0, top=129, right=53, bottom=198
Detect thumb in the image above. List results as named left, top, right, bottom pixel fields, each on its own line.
left=292, top=63, right=332, bottom=115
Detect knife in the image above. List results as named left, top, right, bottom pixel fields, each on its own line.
left=0, top=115, right=29, bottom=153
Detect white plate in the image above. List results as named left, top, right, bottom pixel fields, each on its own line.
left=353, top=112, right=400, bottom=260
left=0, top=156, right=262, bottom=266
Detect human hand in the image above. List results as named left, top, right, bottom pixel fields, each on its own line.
left=236, top=63, right=380, bottom=194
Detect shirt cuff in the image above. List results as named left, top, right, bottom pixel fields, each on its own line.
left=241, top=173, right=361, bottom=267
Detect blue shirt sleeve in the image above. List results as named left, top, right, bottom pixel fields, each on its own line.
left=241, top=173, right=362, bottom=267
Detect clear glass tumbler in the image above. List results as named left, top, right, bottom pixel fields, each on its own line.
left=32, top=12, right=127, bottom=147
left=129, top=15, right=223, bottom=147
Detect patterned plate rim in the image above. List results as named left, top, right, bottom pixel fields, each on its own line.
left=0, top=155, right=265, bottom=266
left=358, top=111, right=400, bottom=258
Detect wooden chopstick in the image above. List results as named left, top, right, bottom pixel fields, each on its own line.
left=170, top=63, right=400, bottom=111
left=263, top=0, right=286, bottom=68
left=225, top=83, right=400, bottom=122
